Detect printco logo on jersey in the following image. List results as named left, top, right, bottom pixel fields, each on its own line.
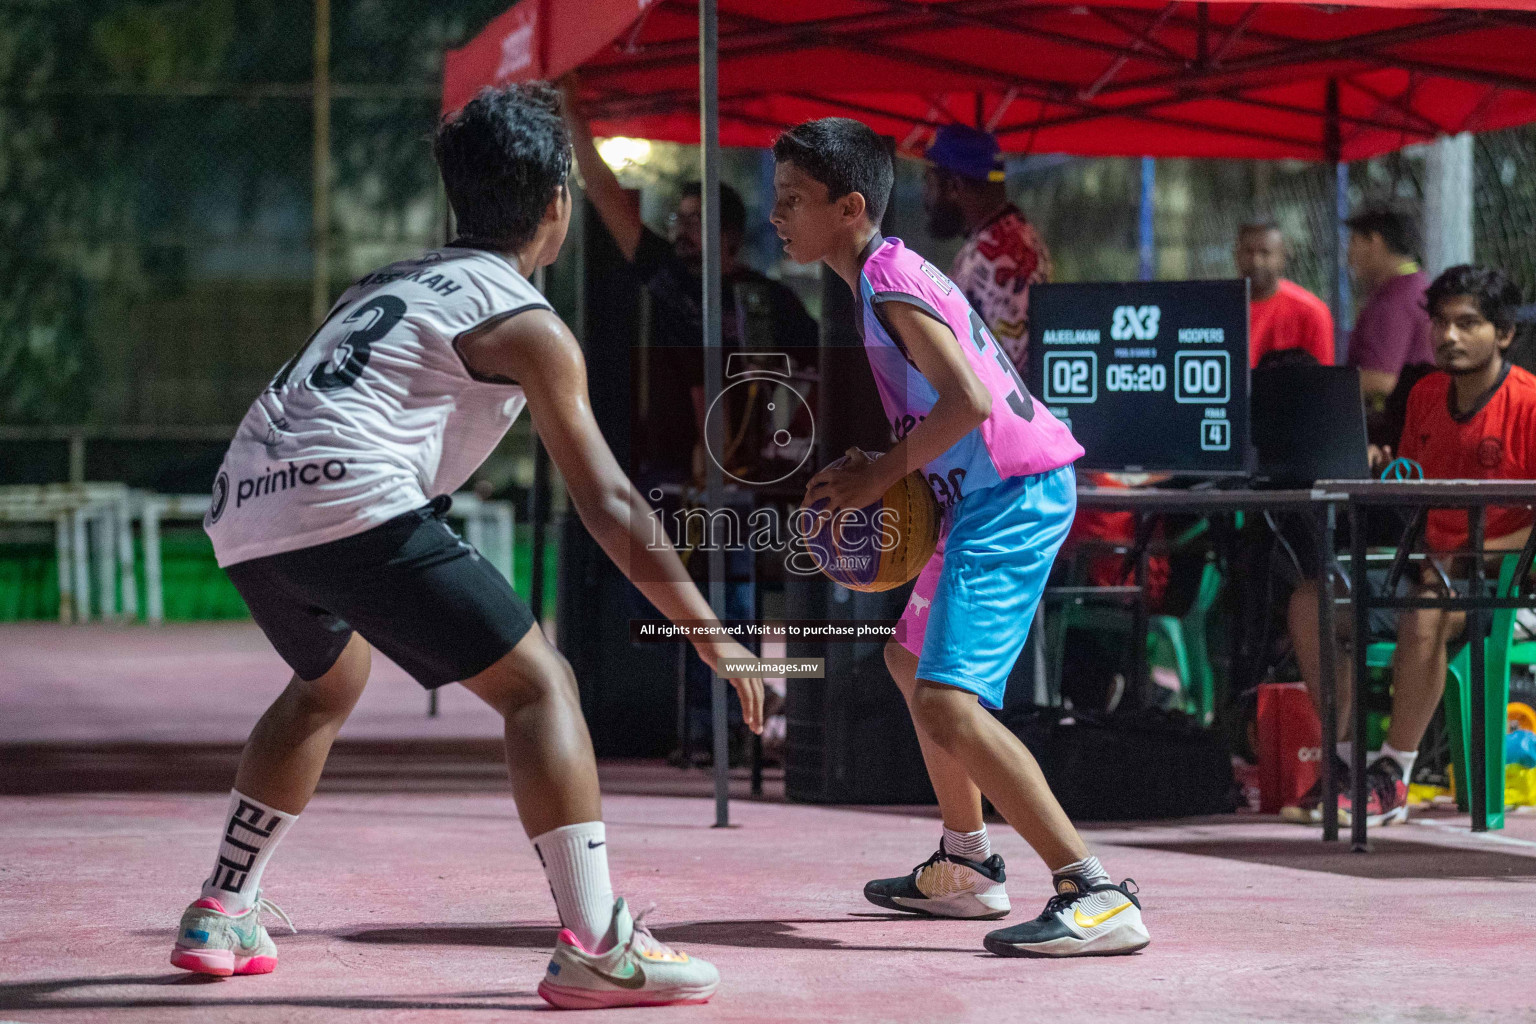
left=1110, top=305, right=1161, bottom=342
left=220, top=460, right=350, bottom=515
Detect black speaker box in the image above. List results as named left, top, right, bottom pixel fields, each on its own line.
left=783, top=572, right=936, bottom=804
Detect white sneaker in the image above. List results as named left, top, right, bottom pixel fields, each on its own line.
left=169, top=894, right=294, bottom=976
left=537, top=897, right=719, bottom=1009
left=984, top=876, right=1149, bottom=958
left=863, top=841, right=1011, bottom=920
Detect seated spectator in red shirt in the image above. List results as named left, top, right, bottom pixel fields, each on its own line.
left=1236, top=221, right=1334, bottom=368
left=1344, top=204, right=1434, bottom=407
left=1286, top=264, right=1533, bottom=828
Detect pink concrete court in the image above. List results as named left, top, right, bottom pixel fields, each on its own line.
left=4, top=624, right=1536, bottom=1023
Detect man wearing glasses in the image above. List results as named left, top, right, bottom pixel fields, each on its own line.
left=562, top=86, right=817, bottom=487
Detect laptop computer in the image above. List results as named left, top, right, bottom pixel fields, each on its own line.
left=1250, top=365, right=1371, bottom=487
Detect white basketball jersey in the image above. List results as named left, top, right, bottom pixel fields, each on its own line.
left=205, top=246, right=548, bottom=567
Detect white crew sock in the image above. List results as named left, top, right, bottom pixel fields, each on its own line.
left=1053, top=854, right=1110, bottom=887
left=1378, top=742, right=1417, bottom=780
left=201, top=790, right=297, bottom=914
left=942, top=826, right=991, bottom=862
left=532, top=821, right=617, bottom=953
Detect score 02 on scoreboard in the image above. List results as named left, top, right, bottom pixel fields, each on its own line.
left=1025, top=280, right=1250, bottom=474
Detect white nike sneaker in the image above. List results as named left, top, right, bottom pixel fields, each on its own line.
left=537, top=897, right=719, bottom=1010
left=863, top=841, right=1011, bottom=920
left=169, top=893, right=295, bottom=976
left=984, top=875, right=1149, bottom=958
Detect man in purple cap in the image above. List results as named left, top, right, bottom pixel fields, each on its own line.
left=923, top=124, right=1052, bottom=373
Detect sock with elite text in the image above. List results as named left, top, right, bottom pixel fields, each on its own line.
left=201, top=789, right=297, bottom=914
left=1378, top=742, right=1417, bottom=780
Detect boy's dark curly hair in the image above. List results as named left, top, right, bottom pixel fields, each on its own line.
left=434, top=83, right=571, bottom=249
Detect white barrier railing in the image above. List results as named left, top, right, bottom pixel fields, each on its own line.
left=0, top=486, right=514, bottom=624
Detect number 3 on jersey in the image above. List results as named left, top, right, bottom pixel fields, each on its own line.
left=968, top=309, right=1034, bottom=422
left=270, top=295, right=407, bottom=392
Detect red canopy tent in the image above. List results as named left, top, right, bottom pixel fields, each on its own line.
left=443, top=0, right=1536, bottom=826
left=444, top=0, right=1536, bottom=161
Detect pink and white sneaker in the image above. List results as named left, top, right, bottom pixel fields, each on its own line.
left=170, top=894, right=294, bottom=976
left=538, top=897, right=719, bottom=1009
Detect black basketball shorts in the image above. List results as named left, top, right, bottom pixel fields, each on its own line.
left=224, top=495, right=536, bottom=689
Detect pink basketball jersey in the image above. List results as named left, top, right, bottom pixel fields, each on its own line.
left=857, top=236, right=1083, bottom=508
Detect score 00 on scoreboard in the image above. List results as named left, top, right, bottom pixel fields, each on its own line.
left=1025, top=280, right=1250, bottom=475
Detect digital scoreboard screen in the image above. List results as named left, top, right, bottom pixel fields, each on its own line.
left=1025, top=280, right=1250, bottom=475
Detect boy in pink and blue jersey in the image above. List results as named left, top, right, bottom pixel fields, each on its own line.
left=860, top=235, right=1083, bottom=710
left=773, top=118, right=1150, bottom=958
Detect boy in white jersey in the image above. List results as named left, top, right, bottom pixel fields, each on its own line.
left=172, top=83, right=761, bottom=1010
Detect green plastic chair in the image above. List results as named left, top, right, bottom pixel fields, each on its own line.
left=1149, top=560, right=1223, bottom=725
left=1363, top=554, right=1522, bottom=829
left=1510, top=619, right=1536, bottom=671
left=1049, top=555, right=1223, bottom=724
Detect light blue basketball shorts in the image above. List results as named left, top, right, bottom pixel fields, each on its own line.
left=896, top=464, right=1076, bottom=709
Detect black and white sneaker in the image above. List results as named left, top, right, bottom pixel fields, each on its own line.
left=863, top=841, right=1011, bottom=920
left=983, top=875, right=1149, bottom=958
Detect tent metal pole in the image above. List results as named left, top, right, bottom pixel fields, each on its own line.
left=1138, top=157, right=1155, bottom=281
left=1325, top=78, right=1349, bottom=361
left=701, top=0, right=731, bottom=828
left=529, top=268, right=551, bottom=626
left=311, top=0, right=332, bottom=326
left=1425, top=133, right=1474, bottom=277
left=529, top=438, right=550, bottom=620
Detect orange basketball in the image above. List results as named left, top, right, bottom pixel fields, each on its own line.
left=803, top=452, right=940, bottom=592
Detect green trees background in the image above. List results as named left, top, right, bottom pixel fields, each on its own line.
left=1, top=0, right=507, bottom=426
left=4, top=1, right=1534, bottom=431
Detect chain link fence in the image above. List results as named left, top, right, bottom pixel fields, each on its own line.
left=1010, top=126, right=1536, bottom=367
left=1474, top=128, right=1536, bottom=322
left=1, top=0, right=505, bottom=438
left=5, top=2, right=1535, bottom=447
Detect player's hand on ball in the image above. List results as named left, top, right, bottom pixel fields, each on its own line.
left=803, top=447, right=886, bottom=522
left=696, top=639, right=764, bottom=735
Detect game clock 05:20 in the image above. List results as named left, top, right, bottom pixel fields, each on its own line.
left=1105, top=362, right=1166, bottom=393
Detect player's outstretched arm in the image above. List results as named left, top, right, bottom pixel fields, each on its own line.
left=804, top=300, right=991, bottom=514
left=559, top=77, right=642, bottom=262
left=460, top=307, right=762, bottom=732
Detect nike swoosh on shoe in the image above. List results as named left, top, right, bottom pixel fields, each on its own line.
left=1074, top=901, right=1132, bottom=929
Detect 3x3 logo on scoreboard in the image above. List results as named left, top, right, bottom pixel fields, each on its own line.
left=1026, top=280, right=1250, bottom=475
